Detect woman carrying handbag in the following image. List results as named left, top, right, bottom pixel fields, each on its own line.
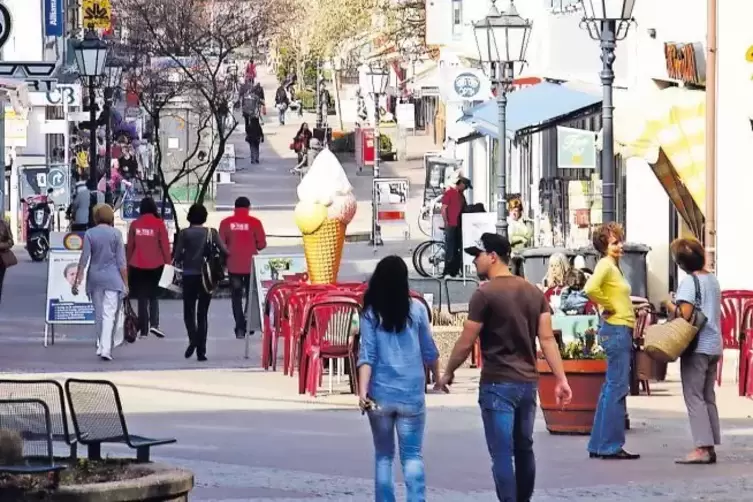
left=173, top=204, right=228, bottom=361
left=663, top=238, right=722, bottom=464
left=0, top=217, right=16, bottom=307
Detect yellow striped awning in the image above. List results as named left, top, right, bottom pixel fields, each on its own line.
left=608, top=87, right=706, bottom=237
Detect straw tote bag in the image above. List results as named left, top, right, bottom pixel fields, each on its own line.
left=644, top=275, right=707, bottom=362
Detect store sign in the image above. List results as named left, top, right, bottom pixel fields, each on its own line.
left=557, top=126, right=597, bottom=169
left=664, top=42, right=706, bottom=86
left=440, top=68, right=492, bottom=103
left=44, top=0, right=64, bottom=37
left=29, top=84, right=82, bottom=107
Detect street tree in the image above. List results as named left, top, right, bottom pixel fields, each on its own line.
left=117, top=0, right=289, bottom=203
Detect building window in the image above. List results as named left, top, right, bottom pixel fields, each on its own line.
left=452, top=0, right=463, bottom=37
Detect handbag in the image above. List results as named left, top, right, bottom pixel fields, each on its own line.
left=123, top=299, right=139, bottom=344
left=158, top=264, right=183, bottom=294
left=0, top=249, right=17, bottom=268
left=201, top=228, right=224, bottom=294
left=644, top=274, right=707, bottom=362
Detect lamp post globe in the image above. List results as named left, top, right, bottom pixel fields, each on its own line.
left=473, top=0, right=532, bottom=240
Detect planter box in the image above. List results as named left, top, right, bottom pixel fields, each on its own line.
left=537, top=359, right=606, bottom=435
left=431, top=326, right=472, bottom=370
left=12, top=463, right=193, bottom=502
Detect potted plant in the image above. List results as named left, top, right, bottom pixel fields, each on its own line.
left=537, top=329, right=606, bottom=435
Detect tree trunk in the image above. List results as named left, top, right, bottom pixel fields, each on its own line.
left=332, top=60, right=344, bottom=132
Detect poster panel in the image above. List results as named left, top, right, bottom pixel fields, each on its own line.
left=46, top=250, right=95, bottom=324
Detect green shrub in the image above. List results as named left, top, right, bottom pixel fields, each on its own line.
left=298, top=89, right=315, bottom=110
left=379, top=134, right=393, bottom=153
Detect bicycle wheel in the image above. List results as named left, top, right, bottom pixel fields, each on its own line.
left=417, top=240, right=445, bottom=279
left=417, top=209, right=432, bottom=238
left=412, top=240, right=432, bottom=277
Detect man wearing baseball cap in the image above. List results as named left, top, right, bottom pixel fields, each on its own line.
left=437, top=232, right=572, bottom=501
left=440, top=176, right=472, bottom=277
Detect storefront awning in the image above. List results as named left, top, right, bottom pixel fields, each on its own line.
left=458, top=82, right=601, bottom=140
left=603, top=87, right=706, bottom=237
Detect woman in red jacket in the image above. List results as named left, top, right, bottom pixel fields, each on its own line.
left=126, top=197, right=171, bottom=338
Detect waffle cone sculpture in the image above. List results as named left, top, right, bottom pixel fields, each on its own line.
left=302, top=219, right=346, bottom=284
left=294, top=150, right=357, bottom=284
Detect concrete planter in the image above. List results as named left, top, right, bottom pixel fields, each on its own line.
left=38, top=463, right=193, bottom=502
left=431, top=326, right=471, bottom=370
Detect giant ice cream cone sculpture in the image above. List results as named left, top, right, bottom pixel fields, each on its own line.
left=294, top=150, right=357, bottom=284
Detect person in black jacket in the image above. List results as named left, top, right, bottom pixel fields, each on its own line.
left=275, top=85, right=290, bottom=125
left=245, top=116, right=264, bottom=164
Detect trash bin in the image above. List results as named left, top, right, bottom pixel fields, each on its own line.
left=576, top=243, right=650, bottom=298
left=519, top=247, right=575, bottom=285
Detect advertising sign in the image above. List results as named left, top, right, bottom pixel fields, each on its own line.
left=121, top=196, right=173, bottom=221
left=46, top=251, right=95, bottom=325
left=396, top=103, right=416, bottom=129
left=29, top=84, right=82, bottom=108
left=556, top=126, right=597, bottom=169
left=461, top=212, right=497, bottom=275
left=44, top=0, right=63, bottom=37
left=253, top=254, right=308, bottom=325
left=82, top=0, right=112, bottom=30
left=374, top=178, right=409, bottom=226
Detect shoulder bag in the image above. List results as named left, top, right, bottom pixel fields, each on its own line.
left=644, top=274, right=707, bottom=362
left=201, top=228, right=225, bottom=294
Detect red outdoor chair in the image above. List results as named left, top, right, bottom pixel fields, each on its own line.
left=719, top=290, right=753, bottom=386
left=299, top=298, right=362, bottom=396
left=261, top=282, right=301, bottom=371
left=632, top=308, right=654, bottom=396
left=740, top=303, right=753, bottom=396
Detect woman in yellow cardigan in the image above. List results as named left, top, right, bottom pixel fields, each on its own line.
left=583, top=222, right=638, bottom=460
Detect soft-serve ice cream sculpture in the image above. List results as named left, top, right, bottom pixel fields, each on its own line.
left=294, top=150, right=357, bottom=284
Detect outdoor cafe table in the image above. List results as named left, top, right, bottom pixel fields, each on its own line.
left=552, top=314, right=599, bottom=344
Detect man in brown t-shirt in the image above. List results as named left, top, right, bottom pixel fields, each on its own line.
left=437, top=233, right=571, bottom=502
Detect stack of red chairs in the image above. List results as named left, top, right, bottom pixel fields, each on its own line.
left=737, top=303, right=753, bottom=397
left=720, top=290, right=753, bottom=387
left=261, top=282, right=302, bottom=371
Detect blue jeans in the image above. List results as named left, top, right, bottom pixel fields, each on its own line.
left=478, top=382, right=538, bottom=502
left=588, top=322, right=632, bottom=455
left=278, top=105, right=286, bottom=124
left=368, top=403, right=426, bottom=502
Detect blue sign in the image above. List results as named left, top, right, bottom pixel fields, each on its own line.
left=44, top=0, right=64, bottom=37
left=121, top=197, right=174, bottom=221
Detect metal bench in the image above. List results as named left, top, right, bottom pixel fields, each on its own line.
left=65, top=379, right=176, bottom=463
left=0, top=379, right=78, bottom=459
left=0, top=398, right=67, bottom=487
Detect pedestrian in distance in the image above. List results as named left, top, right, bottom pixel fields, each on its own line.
left=440, top=177, right=471, bottom=278
left=0, top=215, right=16, bottom=307
left=173, top=203, right=228, bottom=361
left=437, top=233, right=572, bottom=502
left=663, top=238, right=722, bottom=464
left=245, top=116, right=264, bottom=165
left=126, top=197, right=171, bottom=339
left=357, top=255, right=440, bottom=502
left=72, top=204, right=128, bottom=361
left=583, top=222, right=639, bottom=460
left=219, top=197, right=267, bottom=339
left=275, top=84, right=290, bottom=125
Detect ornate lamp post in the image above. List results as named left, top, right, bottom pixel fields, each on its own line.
left=73, top=29, right=109, bottom=192
left=365, top=61, right=389, bottom=246
left=103, top=57, right=124, bottom=205
left=474, top=0, right=532, bottom=239
left=578, top=0, right=636, bottom=223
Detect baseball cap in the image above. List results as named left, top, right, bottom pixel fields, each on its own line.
left=457, top=176, right=473, bottom=189
left=464, top=232, right=511, bottom=260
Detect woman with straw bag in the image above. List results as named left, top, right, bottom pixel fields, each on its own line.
left=662, top=238, right=722, bottom=465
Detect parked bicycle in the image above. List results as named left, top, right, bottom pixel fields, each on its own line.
left=417, top=193, right=443, bottom=238
left=412, top=239, right=445, bottom=278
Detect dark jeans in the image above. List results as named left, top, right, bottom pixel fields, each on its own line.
left=368, top=403, right=426, bottom=502
left=0, top=264, right=5, bottom=305
left=479, top=382, right=538, bottom=502
left=248, top=140, right=260, bottom=163
left=442, top=226, right=461, bottom=277
left=128, top=266, right=162, bottom=335
left=229, top=273, right=250, bottom=335
left=588, top=322, right=632, bottom=455
left=182, top=275, right=212, bottom=357
left=70, top=223, right=88, bottom=232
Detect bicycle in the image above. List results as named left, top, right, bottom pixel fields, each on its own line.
left=412, top=239, right=445, bottom=278
left=417, top=193, right=443, bottom=238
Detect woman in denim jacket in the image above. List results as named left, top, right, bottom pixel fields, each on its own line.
left=358, top=256, right=440, bottom=502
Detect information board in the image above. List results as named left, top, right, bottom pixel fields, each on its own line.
left=45, top=250, right=95, bottom=325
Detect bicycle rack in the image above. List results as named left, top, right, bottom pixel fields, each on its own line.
left=443, top=277, right=480, bottom=315
left=408, top=277, right=444, bottom=311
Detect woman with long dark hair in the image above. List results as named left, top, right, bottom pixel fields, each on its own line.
left=357, top=255, right=440, bottom=501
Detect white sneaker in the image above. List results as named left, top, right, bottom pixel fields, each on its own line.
left=150, top=326, right=166, bottom=338
left=100, top=354, right=113, bottom=361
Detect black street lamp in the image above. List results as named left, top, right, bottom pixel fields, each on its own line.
left=365, top=61, right=390, bottom=246
left=104, top=57, right=124, bottom=205
left=474, top=0, right=532, bottom=239
left=73, top=29, right=109, bottom=192
left=579, top=0, right=636, bottom=223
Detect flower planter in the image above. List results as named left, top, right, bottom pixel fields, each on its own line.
left=537, top=359, right=607, bottom=435
left=431, top=326, right=468, bottom=371
left=1, top=463, right=193, bottom=502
